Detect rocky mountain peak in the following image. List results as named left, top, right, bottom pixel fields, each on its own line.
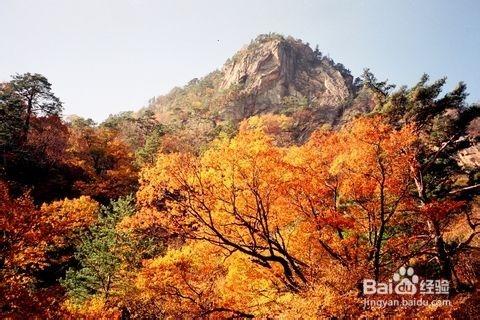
left=220, top=34, right=355, bottom=109
left=140, top=34, right=368, bottom=147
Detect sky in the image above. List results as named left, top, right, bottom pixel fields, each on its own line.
left=1, top=0, right=479, bottom=122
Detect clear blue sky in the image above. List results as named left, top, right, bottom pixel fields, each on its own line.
left=1, top=0, right=479, bottom=122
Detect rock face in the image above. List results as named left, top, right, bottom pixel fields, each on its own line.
left=458, top=144, right=480, bottom=169
left=220, top=34, right=355, bottom=115
left=141, top=34, right=369, bottom=148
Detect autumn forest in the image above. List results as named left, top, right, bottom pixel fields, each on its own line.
left=1, top=35, right=480, bottom=319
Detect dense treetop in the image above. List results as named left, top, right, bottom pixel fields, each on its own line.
left=0, top=37, right=479, bottom=318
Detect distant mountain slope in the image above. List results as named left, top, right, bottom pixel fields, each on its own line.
left=138, top=34, right=372, bottom=146
left=103, top=34, right=479, bottom=161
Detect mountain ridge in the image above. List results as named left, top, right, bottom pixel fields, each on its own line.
left=131, top=33, right=371, bottom=148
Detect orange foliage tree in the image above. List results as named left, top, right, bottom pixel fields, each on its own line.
left=0, top=180, right=99, bottom=318
left=329, top=117, right=418, bottom=281
left=137, top=122, right=308, bottom=292
left=40, top=196, right=99, bottom=248
left=284, top=116, right=419, bottom=282
left=67, top=124, right=138, bottom=202
left=131, top=115, right=421, bottom=318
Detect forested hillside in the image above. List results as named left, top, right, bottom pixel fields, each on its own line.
left=1, top=34, right=479, bottom=318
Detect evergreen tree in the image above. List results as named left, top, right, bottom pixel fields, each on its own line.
left=8, top=73, right=63, bottom=139
left=371, top=72, right=480, bottom=286
left=135, top=125, right=165, bottom=166
left=62, top=196, right=137, bottom=302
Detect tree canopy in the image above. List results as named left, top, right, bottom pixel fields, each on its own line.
left=0, top=71, right=479, bottom=318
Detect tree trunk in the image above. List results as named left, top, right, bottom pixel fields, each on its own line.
left=23, top=98, right=33, bottom=140
left=373, top=222, right=385, bottom=282
left=414, top=167, right=454, bottom=287
left=433, top=221, right=453, bottom=283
